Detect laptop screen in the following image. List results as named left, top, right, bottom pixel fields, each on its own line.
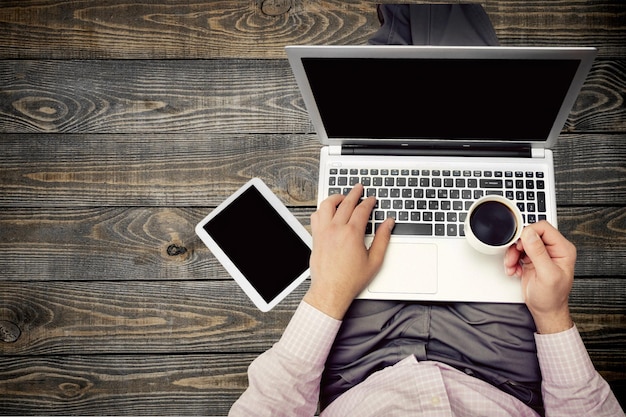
left=302, top=57, right=581, bottom=142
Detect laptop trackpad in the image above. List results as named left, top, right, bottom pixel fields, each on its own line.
left=367, top=243, right=438, bottom=294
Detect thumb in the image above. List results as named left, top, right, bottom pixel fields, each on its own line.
left=520, top=226, right=553, bottom=272
left=367, top=218, right=394, bottom=268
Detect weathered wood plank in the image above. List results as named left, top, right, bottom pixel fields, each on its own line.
left=0, top=0, right=623, bottom=59
left=0, top=59, right=307, bottom=134
left=1, top=0, right=623, bottom=415
left=564, top=59, right=626, bottom=133
left=569, top=279, right=626, bottom=352
left=0, top=133, right=624, bottom=207
left=0, top=207, right=312, bottom=281
left=0, top=206, right=623, bottom=281
left=0, top=354, right=253, bottom=415
left=558, top=207, right=626, bottom=274
left=0, top=279, right=624, bottom=356
left=0, top=281, right=305, bottom=355
left=0, top=134, right=321, bottom=207
left=0, top=59, right=624, bottom=134
left=484, top=1, right=626, bottom=56
left=554, top=134, right=626, bottom=204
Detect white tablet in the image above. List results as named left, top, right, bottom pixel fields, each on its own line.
left=195, top=178, right=312, bottom=312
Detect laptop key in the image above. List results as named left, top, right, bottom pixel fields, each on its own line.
left=387, top=222, right=433, bottom=235
left=480, top=179, right=503, bottom=188
left=537, top=192, right=546, bottom=212
left=486, top=190, right=503, bottom=196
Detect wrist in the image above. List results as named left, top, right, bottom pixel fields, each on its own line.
left=303, top=288, right=351, bottom=320
left=531, top=308, right=573, bottom=334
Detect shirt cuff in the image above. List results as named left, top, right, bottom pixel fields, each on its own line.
left=276, top=300, right=343, bottom=365
left=535, top=324, right=596, bottom=386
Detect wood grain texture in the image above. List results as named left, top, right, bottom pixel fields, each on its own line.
left=1, top=59, right=624, bottom=134
left=0, top=206, right=623, bottom=282
left=0, top=207, right=312, bottom=281
left=0, top=281, right=306, bottom=355
left=0, top=354, right=253, bottom=415
left=1, top=0, right=625, bottom=414
left=0, top=280, right=623, bottom=355
left=483, top=1, right=626, bottom=56
left=554, top=134, right=626, bottom=204
left=0, top=133, right=624, bottom=207
left=0, top=60, right=308, bottom=133
left=0, top=133, right=321, bottom=206
left=0, top=0, right=623, bottom=59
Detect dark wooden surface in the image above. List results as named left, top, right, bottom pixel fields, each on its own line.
left=1, top=1, right=624, bottom=415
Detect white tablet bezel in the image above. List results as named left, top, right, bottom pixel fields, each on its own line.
left=195, top=178, right=312, bottom=312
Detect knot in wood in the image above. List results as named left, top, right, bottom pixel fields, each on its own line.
left=166, top=244, right=188, bottom=256
left=260, top=0, right=292, bottom=16
left=0, top=320, right=21, bottom=343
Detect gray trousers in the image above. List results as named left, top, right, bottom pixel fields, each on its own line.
left=320, top=301, right=544, bottom=415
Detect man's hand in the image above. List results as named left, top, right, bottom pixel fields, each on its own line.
left=304, top=184, right=395, bottom=320
left=504, top=221, right=577, bottom=334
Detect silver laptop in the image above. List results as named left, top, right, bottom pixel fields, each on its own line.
left=286, top=45, right=596, bottom=303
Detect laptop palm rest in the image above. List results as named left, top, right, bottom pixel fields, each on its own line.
left=366, top=242, right=438, bottom=294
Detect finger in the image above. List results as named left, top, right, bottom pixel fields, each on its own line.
left=349, top=195, right=377, bottom=227
left=314, top=193, right=346, bottom=226
left=519, top=226, right=554, bottom=273
left=334, top=184, right=364, bottom=224
left=504, top=244, right=522, bottom=276
left=524, top=221, right=576, bottom=262
left=367, top=217, right=395, bottom=269
left=524, top=221, right=566, bottom=248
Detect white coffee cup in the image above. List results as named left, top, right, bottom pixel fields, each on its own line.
left=464, top=195, right=524, bottom=255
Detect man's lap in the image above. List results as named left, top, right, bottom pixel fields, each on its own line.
left=320, top=300, right=543, bottom=414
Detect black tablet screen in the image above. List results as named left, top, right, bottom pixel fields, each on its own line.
left=203, top=186, right=311, bottom=303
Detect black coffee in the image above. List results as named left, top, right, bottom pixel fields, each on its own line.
left=469, top=201, right=517, bottom=246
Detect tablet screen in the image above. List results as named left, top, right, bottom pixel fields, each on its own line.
left=202, top=185, right=311, bottom=304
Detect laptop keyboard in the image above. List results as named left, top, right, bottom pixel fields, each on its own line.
left=327, top=167, right=548, bottom=237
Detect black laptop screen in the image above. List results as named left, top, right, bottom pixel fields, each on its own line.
left=301, top=58, right=580, bottom=141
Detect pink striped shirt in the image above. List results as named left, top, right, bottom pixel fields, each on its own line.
left=229, top=301, right=624, bottom=417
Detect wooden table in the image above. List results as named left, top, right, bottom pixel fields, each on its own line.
left=1, top=1, right=624, bottom=414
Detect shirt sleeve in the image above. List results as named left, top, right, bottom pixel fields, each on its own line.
left=535, top=324, right=625, bottom=417
left=228, top=301, right=342, bottom=417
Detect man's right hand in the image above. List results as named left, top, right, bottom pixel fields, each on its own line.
left=305, top=184, right=395, bottom=320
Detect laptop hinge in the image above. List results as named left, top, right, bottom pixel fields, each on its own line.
left=329, top=145, right=343, bottom=155
left=341, top=144, right=533, bottom=158
left=531, top=147, right=546, bottom=158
